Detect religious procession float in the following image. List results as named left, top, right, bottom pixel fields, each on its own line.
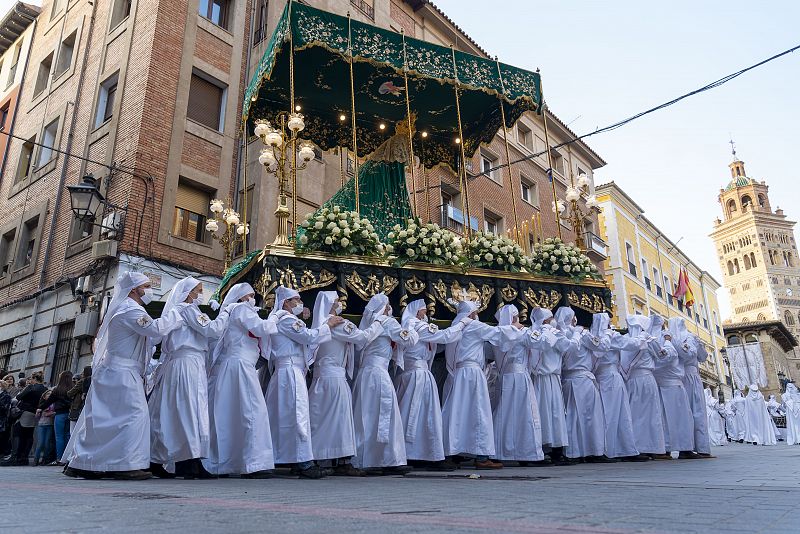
left=213, top=1, right=611, bottom=325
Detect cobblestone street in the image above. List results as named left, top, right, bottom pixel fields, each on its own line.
left=2, top=442, right=797, bottom=533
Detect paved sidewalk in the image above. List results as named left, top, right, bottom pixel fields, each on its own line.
left=1, top=442, right=797, bottom=533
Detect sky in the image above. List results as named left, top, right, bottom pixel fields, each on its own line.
left=3, top=0, right=798, bottom=318
left=435, top=0, right=800, bottom=319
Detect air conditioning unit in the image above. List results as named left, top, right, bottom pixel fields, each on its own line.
left=74, top=309, right=100, bottom=339
left=91, top=239, right=118, bottom=260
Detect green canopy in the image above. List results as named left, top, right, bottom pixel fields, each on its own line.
left=243, top=1, right=543, bottom=172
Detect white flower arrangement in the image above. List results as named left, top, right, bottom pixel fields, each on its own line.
left=297, top=205, right=384, bottom=256
left=386, top=219, right=462, bottom=266
left=465, top=231, right=530, bottom=272
left=528, top=237, right=601, bottom=280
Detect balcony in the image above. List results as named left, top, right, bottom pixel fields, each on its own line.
left=350, top=0, right=374, bottom=19
left=440, top=205, right=478, bottom=234
left=583, top=231, right=607, bottom=261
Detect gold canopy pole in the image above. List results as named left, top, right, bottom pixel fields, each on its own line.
left=242, top=125, right=248, bottom=254
left=347, top=12, right=360, bottom=215
left=450, top=45, right=472, bottom=239
left=401, top=29, right=418, bottom=219
left=288, top=0, right=298, bottom=241
left=539, top=72, right=562, bottom=240
left=495, top=57, right=520, bottom=241
left=340, top=148, right=345, bottom=187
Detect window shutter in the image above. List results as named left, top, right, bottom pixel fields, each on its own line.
left=175, top=181, right=210, bottom=215
left=187, top=74, right=222, bottom=130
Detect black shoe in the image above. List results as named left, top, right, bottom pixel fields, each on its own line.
left=63, top=466, right=104, bottom=479
left=0, top=457, right=27, bottom=467
left=553, top=457, right=580, bottom=466
left=527, top=459, right=554, bottom=467
left=585, top=455, right=617, bottom=463
left=425, top=460, right=457, bottom=472
left=621, top=454, right=651, bottom=462
left=297, top=465, right=326, bottom=479
left=517, top=461, right=531, bottom=467
left=149, top=462, right=176, bottom=479
left=382, top=465, right=413, bottom=475
left=333, top=463, right=366, bottom=477
left=677, top=451, right=702, bottom=460
left=241, top=470, right=273, bottom=479
left=110, top=470, right=152, bottom=480
left=362, top=467, right=383, bottom=476
left=192, top=459, right=217, bottom=479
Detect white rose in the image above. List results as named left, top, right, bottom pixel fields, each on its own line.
left=481, top=239, right=490, bottom=248
left=473, top=254, right=481, bottom=261
left=491, top=246, right=500, bottom=254
left=299, top=235, right=308, bottom=245
left=407, top=237, right=417, bottom=245
left=343, top=228, right=351, bottom=236
left=445, top=251, right=452, bottom=259
left=500, top=246, right=509, bottom=254
left=434, top=247, right=442, bottom=256
left=353, top=223, right=361, bottom=231
left=327, top=222, right=337, bottom=230
left=508, top=256, right=515, bottom=264
left=485, top=253, right=493, bottom=261
left=314, top=221, right=324, bottom=229
left=327, top=213, right=336, bottom=221
left=564, top=265, right=571, bottom=273
left=420, top=246, right=428, bottom=254
left=550, top=255, right=557, bottom=262
left=423, top=238, right=431, bottom=245
left=551, top=263, right=559, bottom=270
left=371, top=233, right=378, bottom=240
left=324, top=237, right=333, bottom=245
left=584, top=266, right=591, bottom=272
left=406, top=248, right=415, bottom=256
left=332, top=227, right=341, bottom=235
left=337, top=220, right=347, bottom=228
left=341, top=237, right=350, bottom=247
left=301, top=220, right=310, bottom=228
left=399, top=230, right=408, bottom=239
left=361, top=218, right=369, bottom=225
left=332, top=206, right=340, bottom=213
left=361, top=230, right=369, bottom=238
left=535, top=263, right=543, bottom=270
left=497, top=257, right=504, bottom=264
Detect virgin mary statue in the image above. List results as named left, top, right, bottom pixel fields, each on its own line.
left=313, top=117, right=415, bottom=240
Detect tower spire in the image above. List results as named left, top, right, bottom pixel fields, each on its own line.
left=729, top=136, right=738, bottom=162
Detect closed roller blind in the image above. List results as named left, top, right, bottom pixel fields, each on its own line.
left=187, top=74, right=223, bottom=130
left=175, top=181, right=210, bottom=215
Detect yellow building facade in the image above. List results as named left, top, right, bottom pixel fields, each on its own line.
left=596, top=182, right=731, bottom=397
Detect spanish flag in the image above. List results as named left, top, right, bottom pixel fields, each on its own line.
left=674, top=268, right=695, bottom=308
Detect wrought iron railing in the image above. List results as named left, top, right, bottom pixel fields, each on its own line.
left=350, top=0, right=375, bottom=19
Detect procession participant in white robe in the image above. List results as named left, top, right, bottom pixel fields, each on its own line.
left=766, top=394, right=785, bottom=441
left=731, top=390, right=747, bottom=442
left=668, top=319, right=712, bottom=457
left=705, top=388, right=727, bottom=447
left=782, top=383, right=800, bottom=445
left=352, top=294, right=418, bottom=474
left=266, top=286, right=342, bottom=479
left=308, top=291, right=381, bottom=476
left=148, top=277, right=228, bottom=479
left=592, top=314, right=643, bottom=461
left=621, top=315, right=668, bottom=459
left=442, top=299, right=515, bottom=469
left=649, top=315, right=695, bottom=457
left=203, top=283, right=276, bottom=478
left=555, top=307, right=607, bottom=461
left=743, top=384, right=777, bottom=445
left=528, top=308, right=573, bottom=464
left=491, top=305, right=544, bottom=465
left=63, top=272, right=181, bottom=480
left=396, top=299, right=470, bottom=469
left=721, top=402, right=736, bottom=442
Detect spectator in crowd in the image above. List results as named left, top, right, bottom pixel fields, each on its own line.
left=0, top=379, right=11, bottom=456
left=67, top=367, right=91, bottom=434
left=48, top=371, right=73, bottom=465
left=5, top=374, right=20, bottom=397
left=33, top=390, right=55, bottom=466
left=1, top=372, right=46, bottom=466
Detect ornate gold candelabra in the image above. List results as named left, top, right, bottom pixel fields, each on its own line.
left=254, top=111, right=316, bottom=247
left=206, top=198, right=249, bottom=272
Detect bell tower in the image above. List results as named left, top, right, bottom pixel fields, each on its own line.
left=711, top=147, right=800, bottom=342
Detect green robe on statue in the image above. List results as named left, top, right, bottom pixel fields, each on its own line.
left=313, top=125, right=414, bottom=241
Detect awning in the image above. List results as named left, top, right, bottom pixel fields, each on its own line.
left=242, top=1, right=543, bottom=172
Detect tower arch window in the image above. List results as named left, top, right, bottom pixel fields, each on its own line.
left=750, top=252, right=756, bottom=268
left=741, top=195, right=752, bottom=208
left=734, top=258, right=740, bottom=274
left=757, top=313, right=766, bottom=321
left=727, top=260, right=734, bottom=276
left=744, top=255, right=751, bottom=270
left=785, top=310, right=795, bottom=326
left=727, top=335, right=741, bottom=345
left=758, top=194, right=766, bottom=208
left=726, top=199, right=737, bottom=218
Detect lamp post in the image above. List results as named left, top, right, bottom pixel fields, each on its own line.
left=254, top=111, right=316, bottom=246
left=206, top=198, right=248, bottom=272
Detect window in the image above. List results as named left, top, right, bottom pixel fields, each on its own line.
left=517, top=123, right=533, bottom=151
left=484, top=211, right=500, bottom=235
left=14, top=136, right=35, bottom=184
left=351, top=0, right=375, bottom=20
left=0, top=105, right=8, bottom=131
left=785, top=310, right=795, bottom=326
left=0, top=339, right=12, bottom=373
left=254, top=0, right=268, bottom=45
left=94, top=73, right=119, bottom=127
left=33, top=52, right=54, bottom=96
left=187, top=72, right=225, bottom=131
left=199, top=0, right=230, bottom=30
left=626, top=242, right=636, bottom=276
left=520, top=176, right=537, bottom=206
left=0, top=229, right=15, bottom=277
left=36, top=119, right=59, bottom=167
left=172, top=179, right=211, bottom=243
left=52, top=321, right=75, bottom=379
left=51, top=0, right=65, bottom=19
left=654, top=267, right=663, bottom=297
left=54, top=30, right=76, bottom=78
left=6, top=42, right=21, bottom=89
left=110, top=0, right=132, bottom=29
left=741, top=195, right=752, bottom=208
left=15, top=215, right=39, bottom=269
left=480, top=152, right=498, bottom=181
left=664, top=275, right=673, bottom=305
left=550, top=149, right=564, bottom=176
left=726, top=199, right=737, bottom=218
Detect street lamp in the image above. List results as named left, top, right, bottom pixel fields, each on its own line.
left=206, top=198, right=248, bottom=272
left=67, top=174, right=105, bottom=221
left=254, top=111, right=317, bottom=246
